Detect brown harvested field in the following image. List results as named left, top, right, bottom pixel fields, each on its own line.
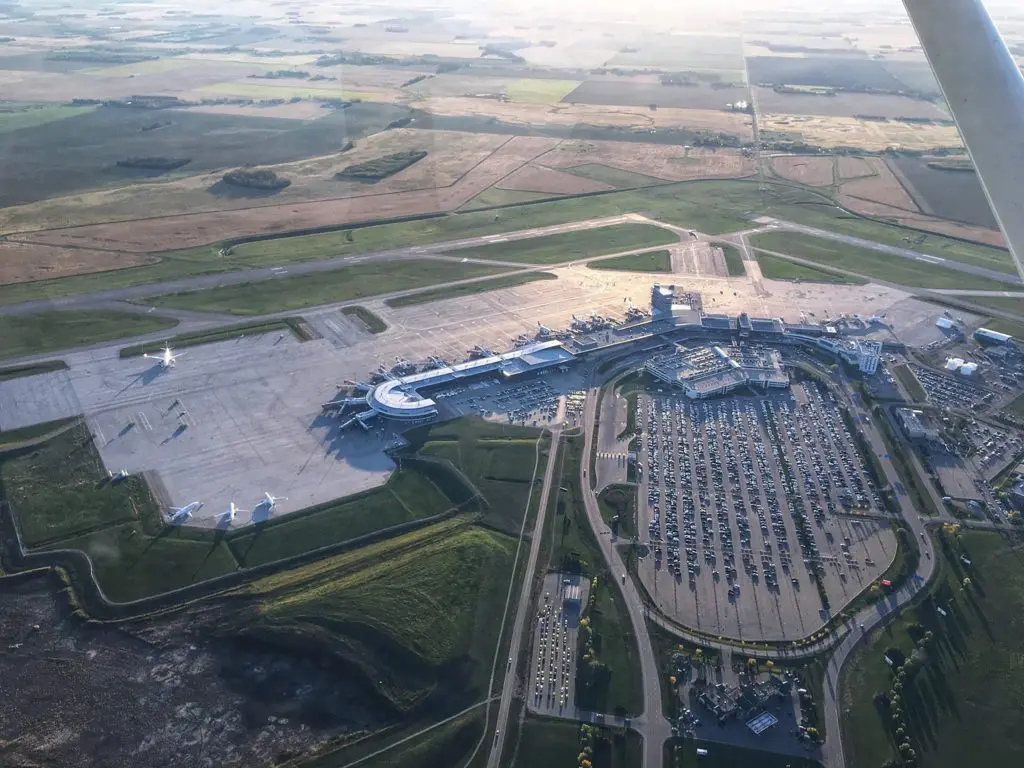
left=12, top=136, right=561, bottom=252
left=0, top=130, right=510, bottom=233
left=838, top=158, right=920, bottom=211
left=410, top=97, right=755, bottom=138
left=760, top=114, right=962, bottom=151
left=837, top=155, right=877, bottom=179
left=496, top=164, right=612, bottom=194
left=0, top=241, right=157, bottom=284
left=536, top=141, right=755, bottom=181
left=770, top=154, right=835, bottom=186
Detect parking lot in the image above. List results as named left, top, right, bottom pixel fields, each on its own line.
left=527, top=572, right=589, bottom=717
left=635, top=382, right=897, bottom=641
left=908, top=364, right=991, bottom=410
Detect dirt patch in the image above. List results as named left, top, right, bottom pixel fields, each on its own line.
left=771, top=154, right=835, bottom=186
left=838, top=157, right=920, bottom=211
left=0, top=130, right=511, bottom=234
left=837, top=155, right=876, bottom=179
left=176, top=102, right=332, bottom=121
left=0, top=575, right=388, bottom=768
left=536, top=141, right=755, bottom=181
left=14, top=136, right=561, bottom=252
left=410, top=96, right=755, bottom=139
left=760, top=114, right=962, bottom=151
left=496, top=164, right=612, bottom=194
left=0, top=241, right=157, bottom=284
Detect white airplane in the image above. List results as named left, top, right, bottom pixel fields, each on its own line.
left=167, top=501, right=202, bottom=524
left=257, top=492, right=288, bottom=512
left=108, top=468, right=129, bottom=481
left=144, top=343, right=185, bottom=369
left=222, top=502, right=248, bottom=524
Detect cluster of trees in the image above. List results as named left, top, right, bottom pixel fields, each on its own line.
left=222, top=168, right=290, bottom=190
left=577, top=723, right=597, bottom=768
left=116, top=157, right=191, bottom=171
left=336, top=150, right=427, bottom=180
left=874, top=627, right=938, bottom=767
left=576, top=576, right=612, bottom=703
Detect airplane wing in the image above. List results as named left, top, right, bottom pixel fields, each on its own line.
left=902, top=0, right=1024, bottom=278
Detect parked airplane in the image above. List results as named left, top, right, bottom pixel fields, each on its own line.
left=144, top=343, right=185, bottom=369
left=222, top=502, right=247, bottom=524
left=108, top=468, right=129, bottom=482
left=167, top=501, right=202, bottom=524
left=257, top=492, right=288, bottom=512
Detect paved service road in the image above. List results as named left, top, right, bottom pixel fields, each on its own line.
left=579, top=385, right=671, bottom=768
left=486, top=425, right=563, bottom=768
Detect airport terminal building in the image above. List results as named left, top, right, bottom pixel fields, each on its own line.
left=645, top=343, right=789, bottom=398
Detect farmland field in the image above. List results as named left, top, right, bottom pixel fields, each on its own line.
left=759, top=114, right=962, bottom=152
left=564, top=80, right=750, bottom=110
left=197, top=81, right=388, bottom=102
left=564, top=163, right=668, bottom=189
left=497, top=164, right=612, bottom=194
left=445, top=223, right=678, bottom=264
left=754, top=86, right=947, bottom=119
left=136, top=260, right=512, bottom=315
left=888, top=156, right=998, bottom=229
left=748, top=56, right=924, bottom=92
left=751, top=231, right=1017, bottom=291
left=461, top=186, right=557, bottom=209
left=0, top=103, right=410, bottom=207
left=608, top=33, right=745, bottom=73
left=0, top=102, right=96, bottom=133
left=506, top=78, right=581, bottom=103
left=771, top=155, right=835, bottom=187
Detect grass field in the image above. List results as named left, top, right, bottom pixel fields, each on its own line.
left=510, top=717, right=642, bottom=768
left=666, top=739, right=824, bottom=768
left=0, top=181, right=827, bottom=306
left=840, top=530, right=1024, bottom=768
left=446, top=224, right=678, bottom=265
left=228, top=468, right=455, bottom=567
left=755, top=251, right=865, bottom=284
left=751, top=232, right=1018, bottom=291
left=0, top=103, right=96, bottom=134
left=716, top=241, right=747, bottom=276
left=565, top=162, right=668, bottom=189
left=119, top=317, right=311, bottom=357
left=460, top=187, right=559, bottom=209
left=0, top=309, right=178, bottom=361
left=341, top=305, right=387, bottom=333
left=0, top=359, right=68, bottom=381
left=232, top=518, right=518, bottom=714
left=977, top=315, right=1024, bottom=339
left=0, top=417, right=78, bottom=451
left=384, top=272, right=557, bottom=308
left=598, top=484, right=637, bottom=539
left=588, top=250, right=672, bottom=272
left=198, top=81, right=382, bottom=102
left=952, top=294, right=1024, bottom=317
left=894, top=363, right=927, bottom=402
left=357, top=711, right=484, bottom=768
left=505, top=78, right=582, bottom=104
left=411, top=418, right=545, bottom=535
left=137, top=260, right=512, bottom=315
left=1004, top=392, right=1024, bottom=421
left=544, top=436, right=644, bottom=716
left=0, top=422, right=152, bottom=547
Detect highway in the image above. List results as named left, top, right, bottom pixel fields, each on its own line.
left=485, top=424, right=563, bottom=768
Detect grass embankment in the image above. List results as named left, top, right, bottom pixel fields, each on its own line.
left=408, top=417, right=546, bottom=535
left=461, top=187, right=558, bottom=209
left=228, top=468, right=457, bottom=567
left=229, top=517, right=518, bottom=715
left=755, top=251, right=863, bottom=284
left=545, top=435, right=643, bottom=716
left=510, top=717, right=641, bottom=768
left=716, top=241, right=746, bottom=276
left=0, top=359, right=68, bottom=381
left=446, top=223, right=677, bottom=265
left=665, top=739, right=824, bottom=768
left=960, top=295, right=1024, bottom=317
left=588, top=250, right=672, bottom=272
left=341, top=305, right=387, bottom=333
left=893, top=363, right=927, bottom=402
left=0, top=417, right=78, bottom=451
left=352, top=712, right=484, bottom=768
left=751, top=231, right=1019, bottom=291
left=119, top=317, right=312, bottom=357
left=0, top=422, right=238, bottom=601
left=841, top=530, right=1024, bottom=768
left=136, top=260, right=512, bottom=316
left=385, top=272, right=556, bottom=308
left=0, top=310, right=178, bottom=360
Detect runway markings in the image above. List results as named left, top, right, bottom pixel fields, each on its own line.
left=596, top=451, right=627, bottom=461
left=137, top=411, right=152, bottom=432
